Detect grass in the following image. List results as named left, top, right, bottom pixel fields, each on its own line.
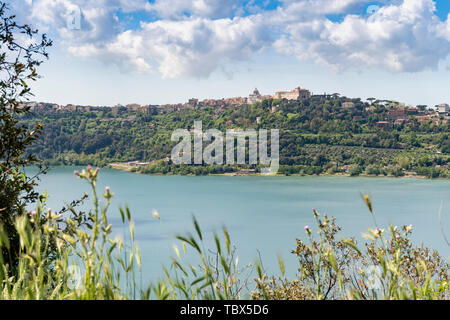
left=0, top=166, right=448, bottom=300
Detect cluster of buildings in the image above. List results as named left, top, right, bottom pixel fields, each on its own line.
left=437, top=103, right=449, bottom=114
left=19, top=86, right=313, bottom=115
left=248, top=86, right=311, bottom=104
left=20, top=102, right=157, bottom=115
left=274, top=87, right=311, bottom=100
left=160, top=86, right=312, bottom=111
left=17, top=89, right=449, bottom=130
left=160, top=96, right=249, bottom=112
left=375, top=103, right=449, bottom=129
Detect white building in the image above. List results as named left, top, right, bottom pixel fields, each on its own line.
left=437, top=103, right=449, bottom=114
left=273, top=87, right=311, bottom=100
left=248, top=88, right=263, bottom=104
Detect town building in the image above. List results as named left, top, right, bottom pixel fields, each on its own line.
left=223, top=97, right=247, bottom=107
left=407, top=107, right=419, bottom=115
left=248, top=88, right=263, bottom=104
left=127, top=161, right=150, bottom=167
left=415, top=115, right=432, bottom=122
left=273, top=87, right=311, bottom=100
left=77, top=106, right=91, bottom=112
left=394, top=119, right=407, bottom=125
left=375, top=121, right=391, bottom=129
left=388, top=108, right=406, bottom=120
left=139, top=105, right=152, bottom=114
left=111, top=105, right=121, bottom=115
left=66, top=105, right=77, bottom=112
left=342, top=101, right=355, bottom=109
left=126, top=104, right=141, bottom=112
left=271, top=105, right=279, bottom=113
left=187, top=98, right=199, bottom=109
left=437, top=103, right=449, bottom=114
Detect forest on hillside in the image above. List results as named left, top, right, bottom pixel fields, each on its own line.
left=21, top=96, right=450, bottom=178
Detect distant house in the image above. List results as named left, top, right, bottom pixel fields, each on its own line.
left=111, top=105, right=122, bottom=115
left=375, top=121, right=391, bottom=129
left=223, top=97, right=247, bottom=107
left=188, top=98, right=198, bottom=107
left=127, top=161, right=149, bottom=167
left=139, top=105, right=152, bottom=114
left=394, top=118, right=407, bottom=125
left=66, top=105, right=77, bottom=112
left=388, top=108, right=406, bottom=120
left=415, top=115, right=432, bottom=122
left=342, top=101, right=355, bottom=109
left=126, top=104, right=141, bottom=112
left=78, top=106, right=91, bottom=112
left=407, top=107, right=418, bottom=115
left=353, top=116, right=363, bottom=121
left=437, top=103, right=449, bottom=114
left=238, top=169, right=256, bottom=174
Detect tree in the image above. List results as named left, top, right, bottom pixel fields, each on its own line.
left=331, top=93, right=340, bottom=99
left=0, top=2, right=52, bottom=269
left=417, top=105, right=428, bottom=111
left=367, top=97, right=376, bottom=105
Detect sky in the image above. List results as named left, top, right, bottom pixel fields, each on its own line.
left=9, top=0, right=450, bottom=107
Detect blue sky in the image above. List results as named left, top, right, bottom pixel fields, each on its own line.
left=10, top=0, right=450, bottom=107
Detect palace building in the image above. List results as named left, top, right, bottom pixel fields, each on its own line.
left=273, top=87, right=311, bottom=100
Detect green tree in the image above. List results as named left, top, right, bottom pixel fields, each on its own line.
left=0, top=2, right=52, bottom=269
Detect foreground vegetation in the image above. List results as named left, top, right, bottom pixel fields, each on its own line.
left=0, top=166, right=448, bottom=300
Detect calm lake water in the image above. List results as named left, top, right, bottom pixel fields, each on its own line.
left=28, top=166, right=450, bottom=288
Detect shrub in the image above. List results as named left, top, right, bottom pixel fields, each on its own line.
left=152, top=217, right=252, bottom=300
left=0, top=2, right=52, bottom=270
left=365, top=165, right=381, bottom=175
left=0, top=166, right=143, bottom=299
left=348, top=164, right=362, bottom=176
left=251, top=197, right=449, bottom=300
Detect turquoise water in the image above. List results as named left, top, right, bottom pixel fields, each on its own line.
left=28, top=166, right=450, bottom=288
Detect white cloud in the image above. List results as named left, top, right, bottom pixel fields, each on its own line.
left=148, top=0, right=242, bottom=19
left=439, top=13, right=450, bottom=41
left=10, top=0, right=450, bottom=78
left=69, top=15, right=270, bottom=78
left=68, top=30, right=153, bottom=73
left=277, top=0, right=367, bottom=16
left=12, top=0, right=150, bottom=43
left=275, top=0, right=450, bottom=72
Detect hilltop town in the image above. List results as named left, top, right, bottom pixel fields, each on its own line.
left=16, top=85, right=449, bottom=179
left=18, top=86, right=450, bottom=127
left=20, top=86, right=311, bottom=114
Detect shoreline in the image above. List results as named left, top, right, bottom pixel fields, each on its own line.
left=105, top=163, right=444, bottom=180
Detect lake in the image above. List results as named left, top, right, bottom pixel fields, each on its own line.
left=28, top=166, right=450, bottom=290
